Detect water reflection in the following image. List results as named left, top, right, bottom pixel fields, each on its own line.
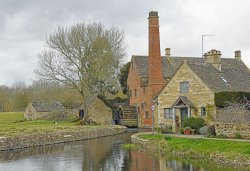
left=0, top=130, right=244, bottom=171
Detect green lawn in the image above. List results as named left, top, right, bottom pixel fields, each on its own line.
left=139, top=134, right=250, bottom=158
left=0, top=112, right=99, bottom=136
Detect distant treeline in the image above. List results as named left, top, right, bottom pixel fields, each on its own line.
left=0, top=81, right=83, bottom=112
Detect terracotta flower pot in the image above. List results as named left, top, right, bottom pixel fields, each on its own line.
left=184, top=130, right=191, bottom=135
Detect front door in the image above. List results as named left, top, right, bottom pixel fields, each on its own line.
left=180, top=108, right=188, bottom=125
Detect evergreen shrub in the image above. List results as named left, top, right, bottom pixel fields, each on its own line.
left=183, top=117, right=205, bottom=133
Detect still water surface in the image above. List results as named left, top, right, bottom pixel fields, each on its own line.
left=0, top=129, right=244, bottom=171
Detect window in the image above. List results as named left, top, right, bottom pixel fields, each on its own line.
left=180, top=82, right=189, bottom=93
left=201, top=107, right=206, bottom=117
left=129, top=90, right=132, bottom=97
left=145, top=111, right=149, bottom=118
left=134, top=89, right=137, bottom=97
left=143, top=87, right=146, bottom=93
left=164, top=108, right=173, bottom=119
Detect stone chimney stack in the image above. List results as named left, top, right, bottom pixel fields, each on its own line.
left=204, top=49, right=222, bottom=71
left=148, top=11, right=164, bottom=86
left=165, top=48, right=171, bottom=59
left=235, top=50, right=241, bottom=61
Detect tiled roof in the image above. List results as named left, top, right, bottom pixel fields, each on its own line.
left=132, top=55, right=250, bottom=92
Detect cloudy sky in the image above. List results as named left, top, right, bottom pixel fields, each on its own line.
left=1, top=0, right=250, bottom=86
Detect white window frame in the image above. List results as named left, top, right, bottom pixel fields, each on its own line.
left=164, top=108, right=173, bottom=119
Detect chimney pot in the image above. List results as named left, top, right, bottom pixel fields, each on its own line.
left=235, top=50, right=241, bottom=61
left=204, top=49, right=222, bottom=71
left=149, top=11, right=158, bottom=18
left=165, top=48, right=171, bottom=57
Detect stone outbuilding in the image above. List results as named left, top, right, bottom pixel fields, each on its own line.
left=79, top=98, right=112, bottom=125
left=24, top=101, right=65, bottom=120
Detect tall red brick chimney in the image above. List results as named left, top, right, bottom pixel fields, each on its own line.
left=148, top=11, right=164, bottom=97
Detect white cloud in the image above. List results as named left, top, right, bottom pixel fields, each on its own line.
left=0, top=0, right=249, bottom=86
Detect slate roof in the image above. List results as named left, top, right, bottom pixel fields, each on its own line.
left=31, top=101, right=65, bottom=112
left=173, top=96, right=194, bottom=108
left=132, top=55, right=250, bottom=92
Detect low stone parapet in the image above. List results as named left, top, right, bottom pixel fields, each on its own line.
left=0, top=126, right=127, bottom=151
left=131, top=133, right=149, bottom=145
left=215, top=122, right=250, bottom=139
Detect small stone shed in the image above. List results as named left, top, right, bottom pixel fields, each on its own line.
left=24, top=101, right=65, bottom=120
left=79, top=98, right=112, bottom=125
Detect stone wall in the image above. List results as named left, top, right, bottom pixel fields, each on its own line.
left=0, top=126, right=127, bottom=151
left=157, top=62, right=215, bottom=126
left=215, top=122, right=250, bottom=138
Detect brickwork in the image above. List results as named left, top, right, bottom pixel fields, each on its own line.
left=127, top=59, right=149, bottom=127
left=147, top=12, right=165, bottom=117
left=148, top=11, right=164, bottom=86
left=127, top=11, right=166, bottom=127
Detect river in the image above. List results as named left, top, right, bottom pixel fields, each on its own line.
left=0, top=129, right=245, bottom=171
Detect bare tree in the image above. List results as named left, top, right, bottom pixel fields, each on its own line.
left=35, top=22, right=126, bottom=123
left=217, top=97, right=250, bottom=124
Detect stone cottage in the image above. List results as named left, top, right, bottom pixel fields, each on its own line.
left=127, top=11, right=250, bottom=128
left=156, top=49, right=250, bottom=131
left=24, top=101, right=65, bottom=120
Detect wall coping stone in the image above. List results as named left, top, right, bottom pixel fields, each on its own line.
left=0, top=126, right=127, bottom=151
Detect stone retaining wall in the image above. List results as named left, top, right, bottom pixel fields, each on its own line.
left=0, top=126, right=127, bottom=151
left=215, top=122, right=250, bottom=138
left=131, top=133, right=149, bottom=145
left=131, top=133, right=250, bottom=169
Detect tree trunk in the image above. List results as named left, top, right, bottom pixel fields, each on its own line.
left=81, top=100, right=89, bottom=125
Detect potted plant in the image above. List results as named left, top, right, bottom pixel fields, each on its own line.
left=183, top=127, right=191, bottom=135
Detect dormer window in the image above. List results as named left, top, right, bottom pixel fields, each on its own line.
left=180, top=82, right=189, bottom=93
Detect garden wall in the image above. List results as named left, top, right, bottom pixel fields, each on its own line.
left=215, top=122, right=250, bottom=139
left=0, top=126, right=127, bottom=151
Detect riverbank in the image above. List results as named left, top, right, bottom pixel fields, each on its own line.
left=131, top=133, right=250, bottom=169
left=0, top=125, right=127, bottom=151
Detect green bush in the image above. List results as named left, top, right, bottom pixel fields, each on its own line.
left=182, top=117, right=205, bottom=133
left=98, top=95, right=127, bottom=108
left=215, top=91, right=250, bottom=107
left=235, top=132, right=243, bottom=139
left=157, top=125, right=172, bottom=134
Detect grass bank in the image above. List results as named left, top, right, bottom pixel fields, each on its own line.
left=0, top=112, right=103, bottom=136
left=0, top=112, right=127, bottom=151
left=137, top=134, right=250, bottom=168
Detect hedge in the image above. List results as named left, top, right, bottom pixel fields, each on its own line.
left=215, top=92, right=250, bottom=107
